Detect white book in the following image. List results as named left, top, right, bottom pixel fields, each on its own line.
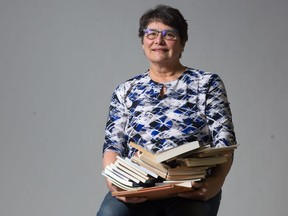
left=104, top=166, right=133, bottom=187
left=124, top=157, right=159, bottom=178
left=110, top=163, right=140, bottom=183
left=115, top=161, right=148, bottom=183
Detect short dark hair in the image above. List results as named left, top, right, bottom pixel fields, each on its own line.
left=138, top=5, right=188, bottom=46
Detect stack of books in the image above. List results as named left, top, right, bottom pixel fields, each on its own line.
left=102, top=141, right=238, bottom=200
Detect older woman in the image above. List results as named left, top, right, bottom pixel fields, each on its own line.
left=97, top=5, right=237, bottom=216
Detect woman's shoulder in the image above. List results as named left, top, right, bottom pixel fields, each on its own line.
left=185, top=67, right=219, bottom=79
left=114, top=71, right=149, bottom=95
left=126, top=71, right=149, bottom=83
left=185, top=67, right=223, bottom=85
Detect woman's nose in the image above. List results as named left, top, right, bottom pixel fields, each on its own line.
left=154, top=33, right=165, bottom=44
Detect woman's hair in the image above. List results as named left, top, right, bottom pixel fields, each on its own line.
left=138, top=5, right=188, bottom=46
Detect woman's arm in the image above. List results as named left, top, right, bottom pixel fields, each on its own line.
left=102, top=151, right=119, bottom=192
left=178, top=73, right=236, bottom=200
left=178, top=152, right=233, bottom=200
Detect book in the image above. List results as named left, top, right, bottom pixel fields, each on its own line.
left=103, top=168, right=133, bottom=187
left=166, top=166, right=208, bottom=180
left=166, top=173, right=206, bottom=181
left=115, top=162, right=148, bottom=183
left=132, top=154, right=208, bottom=181
left=129, top=141, right=200, bottom=163
left=138, top=153, right=170, bottom=173
left=109, top=163, right=141, bottom=184
left=112, top=180, right=198, bottom=200
left=155, top=179, right=201, bottom=187
left=131, top=155, right=168, bottom=179
left=103, top=142, right=239, bottom=200
left=102, top=157, right=158, bottom=191
left=167, top=166, right=209, bottom=176
left=115, top=156, right=152, bottom=183
left=189, top=144, right=239, bottom=158
left=102, top=170, right=143, bottom=191
left=177, top=155, right=227, bottom=167
left=124, top=157, right=158, bottom=178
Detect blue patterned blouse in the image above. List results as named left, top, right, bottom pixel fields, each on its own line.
left=103, top=68, right=236, bottom=158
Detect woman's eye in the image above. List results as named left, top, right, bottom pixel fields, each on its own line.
left=166, top=33, right=175, bottom=38
left=149, top=32, right=157, bottom=36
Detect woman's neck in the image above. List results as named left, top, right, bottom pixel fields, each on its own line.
left=149, top=63, right=186, bottom=83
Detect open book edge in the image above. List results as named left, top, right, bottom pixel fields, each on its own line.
left=129, top=141, right=200, bottom=163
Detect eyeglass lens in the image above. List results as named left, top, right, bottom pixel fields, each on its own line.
left=144, top=29, right=178, bottom=40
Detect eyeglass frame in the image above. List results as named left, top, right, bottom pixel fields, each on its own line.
left=143, top=28, right=179, bottom=40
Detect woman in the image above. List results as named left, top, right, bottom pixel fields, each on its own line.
left=97, top=5, right=237, bottom=216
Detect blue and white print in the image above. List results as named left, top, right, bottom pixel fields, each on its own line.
left=103, top=68, right=236, bottom=158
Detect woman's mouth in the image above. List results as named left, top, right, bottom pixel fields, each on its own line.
left=152, top=48, right=168, bottom=52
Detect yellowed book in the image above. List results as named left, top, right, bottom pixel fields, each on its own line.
left=129, top=141, right=200, bottom=163
left=178, top=155, right=227, bottom=167
left=131, top=156, right=167, bottom=179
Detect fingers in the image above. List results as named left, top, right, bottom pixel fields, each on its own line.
left=177, top=181, right=206, bottom=200
left=191, top=181, right=204, bottom=190
left=109, top=183, right=121, bottom=193
left=192, top=185, right=201, bottom=190
left=177, top=188, right=206, bottom=200
left=134, top=151, right=141, bottom=157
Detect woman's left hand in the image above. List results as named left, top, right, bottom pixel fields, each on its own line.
left=178, top=153, right=234, bottom=201
left=177, top=177, right=223, bottom=201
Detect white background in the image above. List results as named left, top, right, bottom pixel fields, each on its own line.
left=0, top=0, right=287, bottom=215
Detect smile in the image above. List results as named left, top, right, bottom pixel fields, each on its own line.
left=152, top=48, right=169, bottom=52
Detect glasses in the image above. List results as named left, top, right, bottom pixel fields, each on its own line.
left=143, top=28, right=178, bottom=40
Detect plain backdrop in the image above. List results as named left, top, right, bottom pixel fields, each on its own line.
left=0, top=0, right=287, bottom=215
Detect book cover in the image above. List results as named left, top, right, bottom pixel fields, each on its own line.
left=112, top=182, right=196, bottom=200
left=189, top=144, right=239, bottom=158
left=177, top=155, right=227, bottom=167
left=129, top=141, right=200, bottom=163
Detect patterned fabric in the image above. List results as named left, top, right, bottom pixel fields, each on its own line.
left=103, top=68, right=236, bottom=158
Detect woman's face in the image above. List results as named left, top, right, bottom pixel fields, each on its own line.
left=142, top=22, right=184, bottom=66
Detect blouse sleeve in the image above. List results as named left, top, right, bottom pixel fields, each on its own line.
left=102, top=85, right=129, bottom=157
left=205, top=74, right=237, bottom=147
